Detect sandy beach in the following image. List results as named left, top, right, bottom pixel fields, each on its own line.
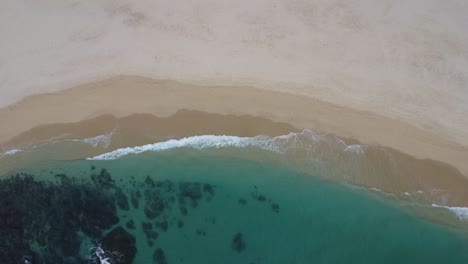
left=1, top=76, right=468, bottom=178
left=1, top=0, right=467, bottom=168
left=1, top=1, right=467, bottom=163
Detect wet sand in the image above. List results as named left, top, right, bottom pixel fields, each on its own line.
left=1, top=107, right=468, bottom=209
left=1, top=76, right=467, bottom=180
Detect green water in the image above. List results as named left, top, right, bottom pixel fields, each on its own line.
left=2, top=150, right=468, bottom=263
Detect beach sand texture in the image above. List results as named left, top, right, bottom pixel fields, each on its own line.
left=1, top=76, right=468, bottom=179
left=1, top=2, right=468, bottom=178
left=1, top=0, right=468, bottom=143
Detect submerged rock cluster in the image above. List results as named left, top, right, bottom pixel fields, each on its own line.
left=0, top=166, right=281, bottom=263
left=0, top=171, right=122, bottom=264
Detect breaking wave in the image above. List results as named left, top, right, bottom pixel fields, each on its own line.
left=1, top=149, right=22, bottom=157
left=89, top=244, right=121, bottom=264
left=89, top=130, right=363, bottom=160
left=86, top=130, right=468, bottom=223
left=432, top=204, right=468, bottom=221
left=90, top=135, right=282, bottom=160
left=79, top=131, right=113, bottom=148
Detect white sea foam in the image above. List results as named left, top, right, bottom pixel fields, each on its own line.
left=89, top=130, right=366, bottom=160
left=89, top=244, right=121, bottom=264
left=93, top=246, right=112, bottom=264
left=369, top=187, right=382, bottom=192
left=80, top=132, right=113, bottom=148
left=344, top=144, right=365, bottom=154
left=89, top=134, right=281, bottom=160
left=432, top=204, right=468, bottom=221
left=1, top=149, right=22, bottom=157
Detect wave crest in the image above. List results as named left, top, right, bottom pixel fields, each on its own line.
left=86, top=129, right=468, bottom=223
left=1, top=149, right=22, bottom=157
left=88, top=130, right=364, bottom=161
left=432, top=204, right=468, bottom=221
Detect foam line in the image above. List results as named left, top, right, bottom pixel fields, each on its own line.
left=432, top=204, right=468, bottom=221
left=88, top=130, right=366, bottom=160
left=89, top=135, right=281, bottom=160
left=1, top=149, right=22, bottom=157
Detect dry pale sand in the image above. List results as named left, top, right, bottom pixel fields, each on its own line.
left=1, top=76, right=467, bottom=181
left=1, top=0, right=468, bottom=146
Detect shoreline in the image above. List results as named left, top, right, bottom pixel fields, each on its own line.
left=1, top=111, right=468, bottom=228
left=2, top=111, right=468, bottom=204
left=1, top=76, right=467, bottom=178
left=1, top=107, right=468, bottom=229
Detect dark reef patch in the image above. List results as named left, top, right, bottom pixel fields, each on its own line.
left=196, top=227, right=207, bottom=237
left=271, top=202, right=280, bottom=213
left=126, top=220, right=136, bottom=230
left=250, top=186, right=281, bottom=213
left=153, top=248, right=168, bottom=264
left=130, top=190, right=140, bottom=209
left=156, top=220, right=169, bottom=232
left=0, top=167, right=276, bottom=263
left=101, top=226, right=137, bottom=264
left=238, top=198, right=247, bottom=206
left=231, top=232, right=247, bottom=253
left=116, top=188, right=130, bottom=211
left=142, top=221, right=159, bottom=241
left=0, top=172, right=119, bottom=263
left=177, top=220, right=184, bottom=228
left=91, top=168, right=115, bottom=189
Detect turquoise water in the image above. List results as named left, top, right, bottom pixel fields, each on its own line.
left=1, top=149, right=468, bottom=263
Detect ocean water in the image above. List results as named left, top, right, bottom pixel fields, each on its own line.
left=1, top=147, right=468, bottom=264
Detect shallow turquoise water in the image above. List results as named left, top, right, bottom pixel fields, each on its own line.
left=1, top=150, right=468, bottom=263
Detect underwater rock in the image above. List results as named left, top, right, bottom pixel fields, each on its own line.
left=91, top=168, right=115, bottom=189
left=251, top=187, right=267, bottom=202
left=55, top=173, right=75, bottom=186
left=271, top=202, right=280, bottom=213
left=0, top=227, right=30, bottom=264
left=56, top=229, right=81, bottom=257
left=238, top=198, right=247, bottom=206
left=156, top=179, right=174, bottom=193
left=148, top=231, right=159, bottom=240
left=145, top=175, right=155, bottom=188
left=203, top=183, right=215, bottom=197
left=145, top=197, right=166, bottom=219
left=115, top=188, right=130, bottom=211
left=0, top=174, right=118, bottom=263
left=153, top=248, right=168, bottom=264
left=177, top=220, right=184, bottom=228
left=126, top=220, right=136, bottom=230
left=80, top=189, right=119, bottom=237
left=142, top=221, right=159, bottom=240
left=231, top=232, right=246, bottom=253
left=156, top=220, right=169, bottom=232
left=102, top=227, right=137, bottom=264
left=130, top=191, right=140, bottom=209
left=142, top=221, right=153, bottom=230
left=190, top=199, right=198, bottom=208
left=179, top=206, right=188, bottom=216
left=179, top=182, right=202, bottom=202
left=196, top=228, right=206, bottom=237
left=148, top=240, right=154, bottom=247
